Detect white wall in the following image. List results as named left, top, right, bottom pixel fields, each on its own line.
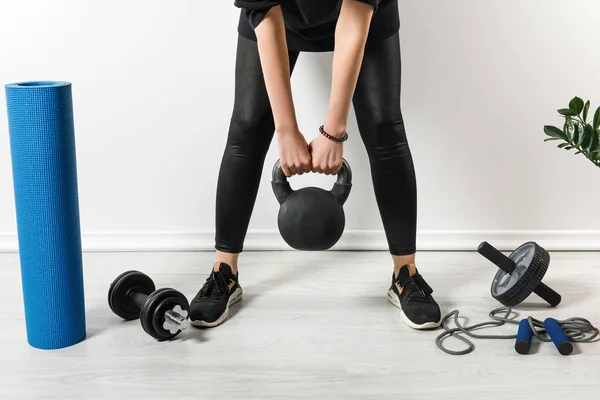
left=1, top=0, right=600, bottom=251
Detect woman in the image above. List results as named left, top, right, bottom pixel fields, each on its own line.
left=189, top=0, right=442, bottom=330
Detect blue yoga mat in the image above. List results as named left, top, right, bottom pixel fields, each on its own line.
left=5, top=81, right=86, bottom=349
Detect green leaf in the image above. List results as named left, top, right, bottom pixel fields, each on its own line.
left=559, top=108, right=579, bottom=116
left=544, top=125, right=565, bottom=139
left=544, top=138, right=563, bottom=142
left=569, top=97, right=585, bottom=114
left=564, top=119, right=584, bottom=142
left=564, top=119, right=572, bottom=141
left=594, top=107, right=600, bottom=130
left=558, top=143, right=570, bottom=148
left=583, top=100, right=591, bottom=122
left=581, top=124, right=593, bottom=149
left=572, top=123, right=580, bottom=145
left=575, top=151, right=583, bottom=155
left=590, top=130, right=600, bottom=152
left=565, top=146, right=576, bottom=150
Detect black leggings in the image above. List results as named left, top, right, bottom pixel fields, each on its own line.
left=215, top=32, right=417, bottom=256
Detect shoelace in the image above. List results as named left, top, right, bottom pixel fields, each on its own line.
left=199, top=270, right=230, bottom=299
left=398, top=273, right=434, bottom=304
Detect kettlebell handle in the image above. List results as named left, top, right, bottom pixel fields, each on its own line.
left=271, top=158, right=353, bottom=205
left=271, top=158, right=352, bottom=185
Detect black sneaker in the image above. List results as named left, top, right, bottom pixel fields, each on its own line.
left=387, top=264, right=441, bottom=329
left=189, top=262, right=242, bottom=328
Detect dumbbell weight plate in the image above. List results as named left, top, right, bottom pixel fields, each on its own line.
left=108, top=270, right=156, bottom=320
left=140, top=288, right=190, bottom=341
left=491, top=242, right=550, bottom=306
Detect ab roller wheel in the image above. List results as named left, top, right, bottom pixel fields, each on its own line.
left=478, top=241, right=561, bottom=307
left=108, top=271, right=190, bottom=341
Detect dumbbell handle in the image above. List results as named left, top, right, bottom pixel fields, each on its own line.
left=130, top=290, right=149, bottom=309
left=534, top=282, right=561, bottom=307
left=478, top=242, right=516, bottom=273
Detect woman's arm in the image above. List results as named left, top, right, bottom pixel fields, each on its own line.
left=324, top=0, right=374, bottom=137
left=254, top=6, right=311, bottom=176
left=254, top=6, right=298, bottom=134
left=310, top=0, right=374, bottom=174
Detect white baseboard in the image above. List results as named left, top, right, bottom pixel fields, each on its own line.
left=1, top=230, right=599, bottom=252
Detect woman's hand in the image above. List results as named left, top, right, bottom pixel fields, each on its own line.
left=277, top=129, right=312, bottom=177
left=309, top=130, right=344, bottom=175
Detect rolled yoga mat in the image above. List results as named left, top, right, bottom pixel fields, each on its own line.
left=5, top=81, right=86, bottom=349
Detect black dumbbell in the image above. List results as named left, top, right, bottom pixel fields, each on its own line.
left=478, top=241, right=561, bottom=307
left=108, top=271, right=190, bottom=340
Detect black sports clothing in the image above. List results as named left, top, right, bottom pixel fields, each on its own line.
left=388, top=265, right=441, bottom=329
left=189, top=263, right=243, bottom=327
left=215, top=33, right=417, bottom=256
left=235, top=0, right=400, bottom=52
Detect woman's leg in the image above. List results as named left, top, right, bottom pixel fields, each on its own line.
left=352, top=32, right=441, bottom=329
left=190, top=35, right=299, bottom=327
left=352, top=32, right=417, bottom=268
left=214, top=35, right=300, bottom=270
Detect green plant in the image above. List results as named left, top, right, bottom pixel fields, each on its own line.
left=544, top=96, right=600, bottom=168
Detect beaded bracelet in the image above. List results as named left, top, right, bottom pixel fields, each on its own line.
left=319, top=125, right=348, bottom=143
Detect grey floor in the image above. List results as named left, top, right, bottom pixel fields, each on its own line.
left=1, top=250, right=599, bottom=399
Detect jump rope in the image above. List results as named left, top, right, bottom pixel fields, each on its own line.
left=435, top=306, right=600, bottom=355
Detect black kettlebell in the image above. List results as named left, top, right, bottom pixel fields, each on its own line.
left=271, top=158, right=352, bottom=251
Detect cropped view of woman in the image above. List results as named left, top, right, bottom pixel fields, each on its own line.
left=189, top=0, right=442, bottom=330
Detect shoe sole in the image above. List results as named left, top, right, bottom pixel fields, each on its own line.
left=387, top=289, right=441, bottom=330
left=190, top=288, right=243, bottom=328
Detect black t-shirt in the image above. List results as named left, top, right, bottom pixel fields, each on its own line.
left=235, top=0, right=399, bottom=52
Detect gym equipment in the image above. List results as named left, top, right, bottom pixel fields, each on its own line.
left=271, top=158, right=352, bottom=251
left=435, top=307, right=598, bottom=355
left=478, top=241, right=561, bottom=307
left=434, top=241, right=596, bottom=355
left=544, top=318, right=573, bottom=356
left=108, top=271, right=190, bottom=341
left=5, top=81, right=86, bottom=349
left=515, top=319, right=534, bottom=355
